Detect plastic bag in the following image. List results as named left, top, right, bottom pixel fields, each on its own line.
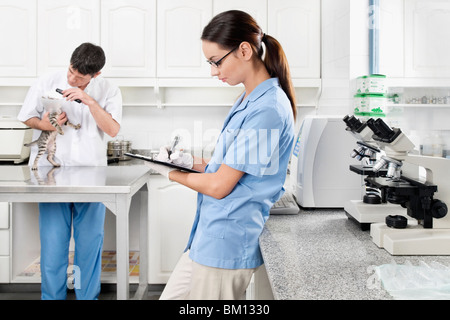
left=374, top=260, right=450, bottom=300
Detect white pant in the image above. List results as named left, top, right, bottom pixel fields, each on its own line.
left=160, top=251, right=257, bottom=300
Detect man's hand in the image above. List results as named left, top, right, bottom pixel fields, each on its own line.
left=60, top=87, right=120, bottom=137
left=41, top=111, right=67, bottom=130
left=61, top=88, right=94, bottom=106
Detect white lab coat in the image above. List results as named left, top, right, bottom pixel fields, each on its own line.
left=18, top=70, right=122, bottom=167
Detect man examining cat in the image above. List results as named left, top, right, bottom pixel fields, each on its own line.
left=17, top=42, right=122, bottom=300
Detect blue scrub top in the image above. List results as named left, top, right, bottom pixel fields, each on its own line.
left=186, top=78, right=295, bottom=269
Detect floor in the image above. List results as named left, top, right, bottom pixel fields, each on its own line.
left=0, top=250, right=163, bottom=300
left=0, top=283, right=164, bottom=300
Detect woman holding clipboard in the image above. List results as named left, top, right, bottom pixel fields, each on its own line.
left=146, top=10, right=296, bottom=300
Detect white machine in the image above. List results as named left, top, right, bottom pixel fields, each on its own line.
left=0, top=116, right=32, bottom=164
left=290, top=115, right=362, bottom=208
left=344, top=115, right=450, bottom=255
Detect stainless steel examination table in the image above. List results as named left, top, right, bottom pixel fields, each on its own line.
left=0, top=165, right=151, bottom=300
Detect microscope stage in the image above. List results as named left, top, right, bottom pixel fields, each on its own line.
left=344, top=200, right=407, bottom=223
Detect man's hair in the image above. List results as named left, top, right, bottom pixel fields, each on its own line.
left=70, top=43, right=106, bottom=76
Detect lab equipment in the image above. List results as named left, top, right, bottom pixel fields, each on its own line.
left=343, top=115, right=408, bottom=230
left=344, top=115, right=450, bottom=255
left=56, top=88, right=82, bottom=103
left=290, top=116, right=362, bottom=208
left=0, top=116, right=32, bottom=164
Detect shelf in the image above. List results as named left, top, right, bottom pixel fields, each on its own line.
left=0, top=103, right=23, bottom=106
left=388, top=78, right=450, bottom=87
left=123, top=103, right=318, bottom=108
left=0, top=78, right=36, bottom=87
left=0, top=77, right=322, bottom=109
left=387, top=104, right=450, bottom=108
left=11, top=250, right=141, bottom=284
left=0, top=77, right=322, bottom=89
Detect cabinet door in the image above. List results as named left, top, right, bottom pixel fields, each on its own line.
left=157, top=0, right=213, bottom=77
left=0, top=230, right=9, bottom=256
left=268, top=0, right=320, bottom=78
left=405, top=0, right=450, bottom=77
left=0, top=257, right=9, bottom=283
left=148, top=176, right=197, bottom=283
left=213, top=0, right=267, bottom=31
left=0, top=0, right=36, bottom=77
left=0, top=202, right=8, bottom=229
left=101, top=0, right=156, bottom=77
left=37, top=0, right=100, bottom=75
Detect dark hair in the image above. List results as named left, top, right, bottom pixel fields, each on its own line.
left=201, top=10, right=296, bottom=120
left=70, top=43, right=106, bottom=76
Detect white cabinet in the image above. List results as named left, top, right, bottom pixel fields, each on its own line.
left=101, top=0, right=157, bottom=78
left=0, top=230, right=9, bottom=256
left=37, top=0, right=100, bottom=75
left=157, top=0, right=213, bottom=78
left=0, top=203, right=10, bottom=283
left=0, top=0, right=321, bottom=82
left=0, top=0, right=37, bottom=77
left=380, top=0, right=450, bottom=79
left=212, top=0, right=267, bottom=31
left=0, top=202, right=9, bottom=229
left=268, top=0, right=320, bottom=78
left=148, top=176, right=197, bottom=283
left=404, top=0, right=450, bottom=78
left=156, top=0, right=320, bottom=79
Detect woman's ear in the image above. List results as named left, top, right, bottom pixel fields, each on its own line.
left=238, top=42, right=253, bottom=61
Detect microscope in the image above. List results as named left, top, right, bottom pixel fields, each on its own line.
left=343, top=115, right=408, bottom=231
left=344, top=115, right=450, bottom=255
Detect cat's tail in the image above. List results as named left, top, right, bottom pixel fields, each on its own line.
left=24, top=140, right=38, bottom=147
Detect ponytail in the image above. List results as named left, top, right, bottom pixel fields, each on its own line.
left=202, top=10, right=297, bottom=120
left=261, top=34, right=297, bottom=120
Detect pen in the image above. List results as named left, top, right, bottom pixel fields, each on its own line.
left=169, top=135, right=180, bottom=156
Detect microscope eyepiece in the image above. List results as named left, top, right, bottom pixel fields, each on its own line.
left=343, top=115, right=363, bottom=132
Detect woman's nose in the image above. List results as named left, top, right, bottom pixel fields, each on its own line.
left=210, top=66, right=219, bottom=77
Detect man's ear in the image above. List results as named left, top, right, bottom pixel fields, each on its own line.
left=93, top=71, right=102, bottom=79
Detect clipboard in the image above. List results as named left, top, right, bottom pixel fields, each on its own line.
left=124, top=152, right=200, bottom=173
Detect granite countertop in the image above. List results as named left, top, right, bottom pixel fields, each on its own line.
left=259, top=209, right=450, bottom=300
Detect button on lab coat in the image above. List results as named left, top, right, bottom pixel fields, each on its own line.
left=18, top=70, right=122, bottom=167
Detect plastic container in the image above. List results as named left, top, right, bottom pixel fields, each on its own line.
left=354, top=94, right=387, bottom=117
left=432, top=133, right=444, bottom=157
left=356, top=74, right=387, bottom=94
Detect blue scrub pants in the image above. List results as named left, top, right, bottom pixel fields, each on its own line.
left=39, top=202, right=105, bottom=300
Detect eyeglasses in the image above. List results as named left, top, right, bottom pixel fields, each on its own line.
left=206, top=46, right=239, bottom=68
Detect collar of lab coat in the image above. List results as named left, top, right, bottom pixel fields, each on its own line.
left=222, top=77, right=280, bottom=129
